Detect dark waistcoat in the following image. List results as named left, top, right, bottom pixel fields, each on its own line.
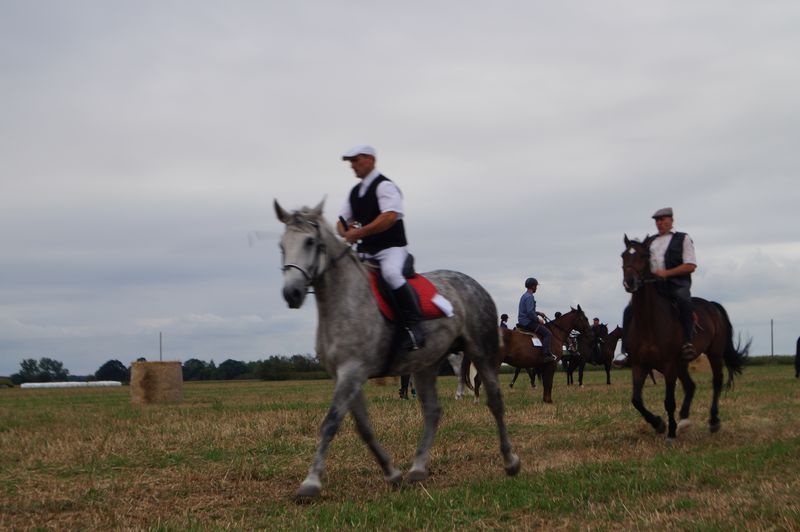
left=665, top=232, right=691, bottom=286
left=349, top=175, right=407, bottom=254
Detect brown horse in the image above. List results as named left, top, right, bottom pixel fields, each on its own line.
left=467, top=306, right=590, bottom=403
left=621, top=236, right=749, bottom=442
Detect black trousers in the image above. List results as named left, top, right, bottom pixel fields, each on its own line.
left=518, top=323, right=553, bottom=354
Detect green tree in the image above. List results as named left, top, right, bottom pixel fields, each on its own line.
left=95, top=360, right=130, bottom=382
left=182, top=358, right=207, bottom=381
left=217, top=359, right=249, bottom=380
left=11, top=357, right=69, bottom=383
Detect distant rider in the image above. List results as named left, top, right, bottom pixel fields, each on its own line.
left=517, top=277, right=555, bottom=363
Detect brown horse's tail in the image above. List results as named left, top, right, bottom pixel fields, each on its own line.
left=712, top=301, right=750, bottom=381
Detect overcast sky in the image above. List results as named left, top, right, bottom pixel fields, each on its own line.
left=2, top=1, right=798, bottom=376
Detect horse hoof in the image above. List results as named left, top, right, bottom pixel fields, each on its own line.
left=665, top=437, right=675, bottom=447
left=505, top=454, right=521, bottom=476
left=407, top=468, right=428, bottom=483
left=295, top=480, right=321, bottom=500
left=655, top=418, right=666, bottom=434
left=385, top=469, right=403, bottom=486
left=709, top=421, right=721, bottom=433
left=677, top=419, right=691, bottom=432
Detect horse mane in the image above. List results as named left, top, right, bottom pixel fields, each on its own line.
left=287, top=205, right=364, bottom=273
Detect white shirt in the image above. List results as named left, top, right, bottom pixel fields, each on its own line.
left=649, top=232, right=697, bottom=272
left=338, top=168, right=404, bottom=221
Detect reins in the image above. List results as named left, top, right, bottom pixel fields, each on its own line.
left=280, top=218, right=360, bottom=294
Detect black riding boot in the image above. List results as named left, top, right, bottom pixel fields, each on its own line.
left=534, top=324, right=556, bottom=363
left=675, top=292, right=696, bottom=360
left=392, top=283, right=426, bottom=351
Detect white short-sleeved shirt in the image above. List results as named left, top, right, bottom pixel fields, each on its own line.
left=338, top=169, right=404, bottom=221
left=649, top=232, right=697, bottom=272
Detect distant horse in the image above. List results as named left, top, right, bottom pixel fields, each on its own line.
left=795, top=336, right=800, bottom=379
left=466, top=307, right=590, bottom=403
left=563, top=324, right=608, bottom=387
left=401, top=353, right=474, bottom=400
left=275, top=200, right=520, bottom=499
left=509, top=366, right=537, bottom=389
left=566, top=324, right=628, bottom=386
left=621, top=236, right=749, bottom=442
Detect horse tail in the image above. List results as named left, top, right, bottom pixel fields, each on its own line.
left=712, top=301, right=750, bottom=381
left=460, top=350, right=474, bottom=392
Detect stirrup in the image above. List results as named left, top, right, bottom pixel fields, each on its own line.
left=399, top=327, right=424, bottom=351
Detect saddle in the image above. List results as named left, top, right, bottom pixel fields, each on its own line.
left=512, top=326, right=544, bottom=347
left=365, top=255, right=449, bottom=321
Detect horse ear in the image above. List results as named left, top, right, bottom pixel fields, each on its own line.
left=577, top=304, right=582, bottom=312
left=624, top=234, right=630, bottom=246
left=310, top=197, right=326, bottom=218
left=274, top=199, right=291, bottom=224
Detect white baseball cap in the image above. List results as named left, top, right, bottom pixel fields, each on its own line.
left=341, top=145, right=376, bottom=160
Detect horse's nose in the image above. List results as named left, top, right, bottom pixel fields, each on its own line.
left=283, top=284, right=305, bottom=308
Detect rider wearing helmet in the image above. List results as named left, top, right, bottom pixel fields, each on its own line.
left=517, top=277, right=556, bottom=363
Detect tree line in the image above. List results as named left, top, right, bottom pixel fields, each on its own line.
left=7, top=355, right=327, bottom=385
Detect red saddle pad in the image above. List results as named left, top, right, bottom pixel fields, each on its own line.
left=368, top=271, right=445, bottom=321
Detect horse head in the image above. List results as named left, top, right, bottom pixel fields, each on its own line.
left=274, top=198, right=335, bottom=308
left=622, top=235, right=652, bottom=293
left=570, top=304, right=591, bottom=335
left=550, top=305, right=590, bottom=338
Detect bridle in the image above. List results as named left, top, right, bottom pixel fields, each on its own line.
left=280, top=219, right=353, bottom=291
left=622, top=243, right=657, bottom=293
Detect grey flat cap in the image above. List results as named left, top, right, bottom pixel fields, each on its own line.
left=652, top=207, right=673, bottom=218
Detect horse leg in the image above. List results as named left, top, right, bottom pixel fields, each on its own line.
left=578, top=360, right=585, bottom=387
left=708, top=353, right=724, bottom=433
left=297, top=365, right=365, bottom=499
left=664, top=372, right=678, bottom=443
left=470, top=354, right=521, bottom=476
left=676, top=364, right=696, bottom=433
left=605, top=362, right=611, bottom=385
left=408, top=368, right=442, bottom=482
left=541, top=362, right=554, bottom=403
left=473, top=373, right=481, bottom=404
left=509, top=366, right=521, bottom=389
left=631, top=365, right=665, bottom=434
left=566, top=362, right=572, bottom=385
left=350, top=389, right=402, bottom=485
left=527, top=368, right=536, bottom=389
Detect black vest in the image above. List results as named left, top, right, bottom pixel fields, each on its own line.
left=664, top=232, right=691, bottom=286
left=349, top=175, right=408, bottom=254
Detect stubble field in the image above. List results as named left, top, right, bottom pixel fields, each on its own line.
left=1, top=364, right=799, bottom=530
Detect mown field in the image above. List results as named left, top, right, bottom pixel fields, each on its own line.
left=1, top=364, right=799, bottom=530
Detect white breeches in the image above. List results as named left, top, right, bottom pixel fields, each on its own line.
left=360, top=246, right=408, bottom=290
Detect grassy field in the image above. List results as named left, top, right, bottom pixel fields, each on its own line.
left=1, top=364, right=799, bottom=530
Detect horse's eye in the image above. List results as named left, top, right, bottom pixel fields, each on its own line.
left=304, top=237, right=314, bottom=248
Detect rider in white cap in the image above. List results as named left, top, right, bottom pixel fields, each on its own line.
left=337, top=145, right=425, bottom=351
left=622, top=207, right=698, bottom=361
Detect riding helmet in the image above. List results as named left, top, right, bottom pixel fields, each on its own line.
left=524, top=277, right=538, bottom=288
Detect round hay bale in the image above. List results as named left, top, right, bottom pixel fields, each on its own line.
left=130, top=361, right=183, bottom=405
left=688, top=354, right=711, bottom=373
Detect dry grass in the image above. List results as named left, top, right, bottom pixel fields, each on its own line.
left=1, top=365, right=799, bottom=530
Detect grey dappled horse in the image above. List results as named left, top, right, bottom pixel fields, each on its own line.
left=275, top=200, right=520, bottom=499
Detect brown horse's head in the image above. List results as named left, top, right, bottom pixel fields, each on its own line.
left=622, top=235, right=652, bottom=293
